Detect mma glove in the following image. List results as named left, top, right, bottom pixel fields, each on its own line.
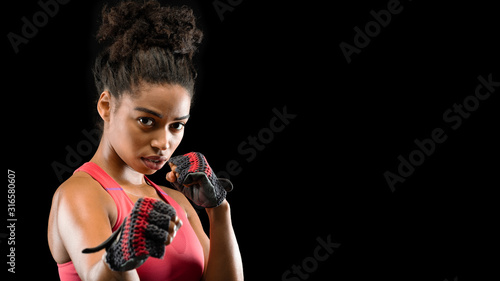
left=82, top=197, right=176, bottom=271
left=168, top=152, right=233, bottom=208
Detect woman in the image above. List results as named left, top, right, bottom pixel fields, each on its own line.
left=47, top=1, right=243, bottom=280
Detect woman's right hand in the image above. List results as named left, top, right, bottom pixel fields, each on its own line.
left=82, top=197, right=181, bottom=271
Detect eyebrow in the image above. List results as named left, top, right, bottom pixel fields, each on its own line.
left=134, top=107, right=163, bottom=118
left=174, top=114, right=191, bottom=121
left=134, top=107, right=190, bottom=120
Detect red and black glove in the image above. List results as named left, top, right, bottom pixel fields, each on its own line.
left=82, top=197, right=176, bottom=271
left=168, top=152, right=233, bottom=208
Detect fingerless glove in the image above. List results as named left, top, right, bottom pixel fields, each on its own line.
left=82, top=197, right=176, bottom=271
left=168, top=152, right=233, bottom=208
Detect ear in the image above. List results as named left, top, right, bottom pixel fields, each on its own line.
left=97, top=91, right=112, bottom=123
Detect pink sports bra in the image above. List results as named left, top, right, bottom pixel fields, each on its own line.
left=57, top=162, right=204, bottom=281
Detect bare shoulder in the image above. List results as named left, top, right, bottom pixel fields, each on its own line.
left=48, top=172, right=116, bottom=263
left=51, top=171, right=118, bottom=227
left=52, top=172, right=111, bottom=206
left=50, top=171, right=117, bottom=229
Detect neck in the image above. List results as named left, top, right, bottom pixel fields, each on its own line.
left=90, top=135, right=145, bottom=187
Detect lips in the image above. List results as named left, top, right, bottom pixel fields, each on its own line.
left=141, top=156, right=168, bottom=171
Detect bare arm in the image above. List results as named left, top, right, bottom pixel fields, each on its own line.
left=50, top=176, right=140, bottom=281
left=203, top=200, right=244, bottom=281
left=166, top=168, right=244, bottom=281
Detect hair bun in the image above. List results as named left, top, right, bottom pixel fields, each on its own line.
left=97, top=0, right=202, bottom=61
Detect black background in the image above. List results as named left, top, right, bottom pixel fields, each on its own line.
left=3, top=0, right=499, bottom=280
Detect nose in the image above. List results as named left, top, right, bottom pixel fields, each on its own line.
left=151, top=128, right=170, bottom=151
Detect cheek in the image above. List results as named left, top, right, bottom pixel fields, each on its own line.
left=126, top=124, right=152, bottom=152
left=166, top=131, right=184, bottom=156
left=109, top=115, right=147, bottom=153
left=171, top=132, right=184, bottom=148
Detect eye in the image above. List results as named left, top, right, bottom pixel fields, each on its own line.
left=138, top=117, right=155, bottom=127
left=170, top=122, right=185, bottom=131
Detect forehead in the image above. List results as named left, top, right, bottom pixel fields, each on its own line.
left=121, top=83, right=191, bottom=117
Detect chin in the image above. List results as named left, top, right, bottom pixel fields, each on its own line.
left=143, top=169, right=158, bottom=176
left=133, top=164, right=157, bottom=175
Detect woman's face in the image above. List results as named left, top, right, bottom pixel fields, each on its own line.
left=101, top=83, right=191, bottom=175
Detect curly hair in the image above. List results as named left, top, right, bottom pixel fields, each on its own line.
left=93, top=0, right=203, bottom=103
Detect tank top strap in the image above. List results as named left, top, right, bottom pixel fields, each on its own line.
left=62, top=163, right=204, bottom=281
left=144, top=176, right=189, bottom=221
left=145, top=176, right=169, bottom=198
left=74, top=162, right=131, bottom=231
